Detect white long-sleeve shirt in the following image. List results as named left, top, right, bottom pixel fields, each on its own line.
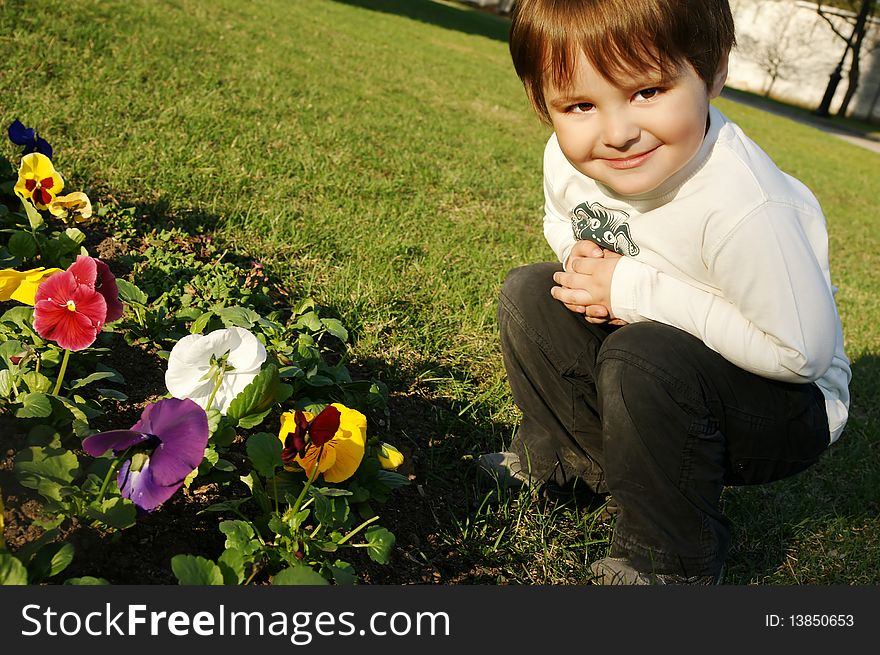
left=543, top=105, right=850, bottom=443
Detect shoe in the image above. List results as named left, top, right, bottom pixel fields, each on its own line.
left=589, top=556, right=721, bottom=585
left=477, top=451, right=532, bottom=490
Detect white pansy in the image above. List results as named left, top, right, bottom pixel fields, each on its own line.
left=165, top=326, right=267, bottom=414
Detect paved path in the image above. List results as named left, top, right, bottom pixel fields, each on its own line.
left=721, top=88, right=880, bottom=155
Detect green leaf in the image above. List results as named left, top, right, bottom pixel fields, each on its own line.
left=313, top=487, right=353, bottom=498
left=15, top=446, right=80, bottom=489
left=190, top=311, right=214, bottom=334
left=265, top=469, right=305, bottom=501
left=28, top=541, right=75, bottom=582
left=0, top=552, right=28, bottom=585
left=86, top=497, right=137, bottom=530
left=69, top=371, right=117, bottom=390
left=97, top=388, right=129, bottom=401
left=310, top=488, right=350, bottom=528
left=239, top=471, right=272, bottom=515
left=64, top=227, right=86, bottom=245
left=64, top=576, right=110, bottom=585
left=1, top=306, right=35, bottom=330
left=328, top=560, right=358, bottom=585
left=246, top=432, right=282, bottom=478
left=200, top=498, right=251, bottom=514
left=22, top=200, right=43, bottom=229
left=54, top=230, right=86, bottom=257
left=0, top=340, right=24, bottom=368
left=9, top=231, right=38, bottom=260
left=278, top=365, right=304, bottom=379
left=271, top=565, right=329, bottom=586
left=364, top=526, right=395, bottom=564
left=376, top=470, right=411, bottom=491
left=236, top=408, right=272, bottom=429
left=217, top=548, right=246, bottom=585
left=22, top=371, right=52, bottom=394
left=115, top=278, right=148, bottom=304
left=0, top=369, right=14, bottom=398
left=216, top=306, right=260, bottom=328
left=226, top=364, right=280, bottom=426
left=294, top=312, right=323, bottom=332
left=171, top=555, right=225, bottom=585
left=320, top=318, right=349, bottom=342
left=219, top=520, right=260, bottom=557
left=15, top=392, right=52, bottom=418
left=304, top=374, right=334, bottom=387
left=206, top=408, right=223, bottom=437
left=27, top=424, right=62, bottom=447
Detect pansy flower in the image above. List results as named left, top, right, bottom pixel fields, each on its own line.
left=33, top=269, right=106, bottom=351
left=67, top=255, right=124, bottom=323
left=82, top=398, right=209, bottom=512
left=278, top=403, right=367, bottom=483
left=0, top=267, right=63, bottom=306
left=14, top=152, right=64, bottom=210
left=377, top=442, right=405, bottom=471
left=31, top=256, right=124, bottom=351
left=165, top=327, right=267, bottom=414
left=8, top=119, right=53, bottom=158
left=49, top=192, right=93, bottom=223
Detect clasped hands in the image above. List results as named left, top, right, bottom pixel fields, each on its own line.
left=551, top=240, right=628, bottom=326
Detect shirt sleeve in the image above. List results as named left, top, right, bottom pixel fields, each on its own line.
left=542, top=140, right=577, bottom=269
left=609, top=202, right=837, bottom=382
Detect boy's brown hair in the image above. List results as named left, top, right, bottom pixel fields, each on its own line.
left=510, top=0, right=736, bottom=122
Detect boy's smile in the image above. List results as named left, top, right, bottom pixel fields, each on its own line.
left=544, top=51, right=726, bottom=196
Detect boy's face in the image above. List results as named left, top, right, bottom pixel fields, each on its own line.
left=544, top=51, right=724, bottom=196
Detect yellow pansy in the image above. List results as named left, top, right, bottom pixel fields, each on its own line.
left=49, top=192, right=92, bottom=223
left=14, top=152, right=64, bottom=210
left=0, top=267, right=63, bottom=306
left=278, top=403, right=367, bottom=483
left=377, top=442, right=404, bottom=470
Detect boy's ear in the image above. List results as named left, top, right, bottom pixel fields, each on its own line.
left=709, top=52, right=729, bottom=99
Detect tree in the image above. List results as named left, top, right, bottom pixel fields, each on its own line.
left=738, top=15, right=807, bottom=98
left=814, top=0, right=877, bottom=117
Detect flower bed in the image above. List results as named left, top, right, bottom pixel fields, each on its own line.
left=0, top=122, right=410, bottom=585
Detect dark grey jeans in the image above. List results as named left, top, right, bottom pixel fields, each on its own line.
left=499, top=263, right=830, bottom=578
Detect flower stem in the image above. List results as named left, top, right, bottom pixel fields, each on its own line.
left=96, top=454, right=125, bottom=504
left=205, top=362, right=227, bottom=412
left=289, top=445, right=323, bottom=517
left=52, top=349, right=71, bottom=396
left=337, top=515, right=380, bottom=546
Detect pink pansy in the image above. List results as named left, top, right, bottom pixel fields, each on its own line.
left=94, top=259, right=124, bottom=322
left=68, top=255, right=124, bottom=323
left=33, top=270, right=107, bottom=351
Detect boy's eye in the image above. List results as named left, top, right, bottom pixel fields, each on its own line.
left=569, top=102, right=595, bottom=113
left=634, top=88, right=661, bottom=101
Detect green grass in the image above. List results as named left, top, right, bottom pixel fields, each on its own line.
left=2, top=0, right=878, bottom=584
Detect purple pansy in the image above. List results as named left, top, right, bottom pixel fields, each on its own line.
left=82, top=398, right=209, bottom=512
left=8, top=119, right=53, bottom=159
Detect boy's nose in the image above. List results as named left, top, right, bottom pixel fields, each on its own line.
left=600, top=112, right=640, bottom=148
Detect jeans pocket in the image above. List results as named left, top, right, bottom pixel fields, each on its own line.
left=724, top=385, right=830, bottom=486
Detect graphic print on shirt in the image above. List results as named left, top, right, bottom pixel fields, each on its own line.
left=570, top=201, right=640, bottom=256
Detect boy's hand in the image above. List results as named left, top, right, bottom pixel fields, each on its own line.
left=554, top=247, right=627, bottom=325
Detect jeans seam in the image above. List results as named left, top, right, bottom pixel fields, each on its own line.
left=500, top=289, right=598, bottom=377
left=598, top=346, right=704, bottom=408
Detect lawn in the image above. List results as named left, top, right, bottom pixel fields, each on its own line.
left=1, top=0, right=878, bottom=584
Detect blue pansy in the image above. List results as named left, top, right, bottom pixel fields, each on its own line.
left=8, top=119, right=53, bottom=159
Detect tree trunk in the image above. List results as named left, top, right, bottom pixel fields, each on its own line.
left=837, top=0, right=874, bottom=116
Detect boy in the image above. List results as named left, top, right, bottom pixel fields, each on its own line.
left=483, top=0, right=851, bottom=584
